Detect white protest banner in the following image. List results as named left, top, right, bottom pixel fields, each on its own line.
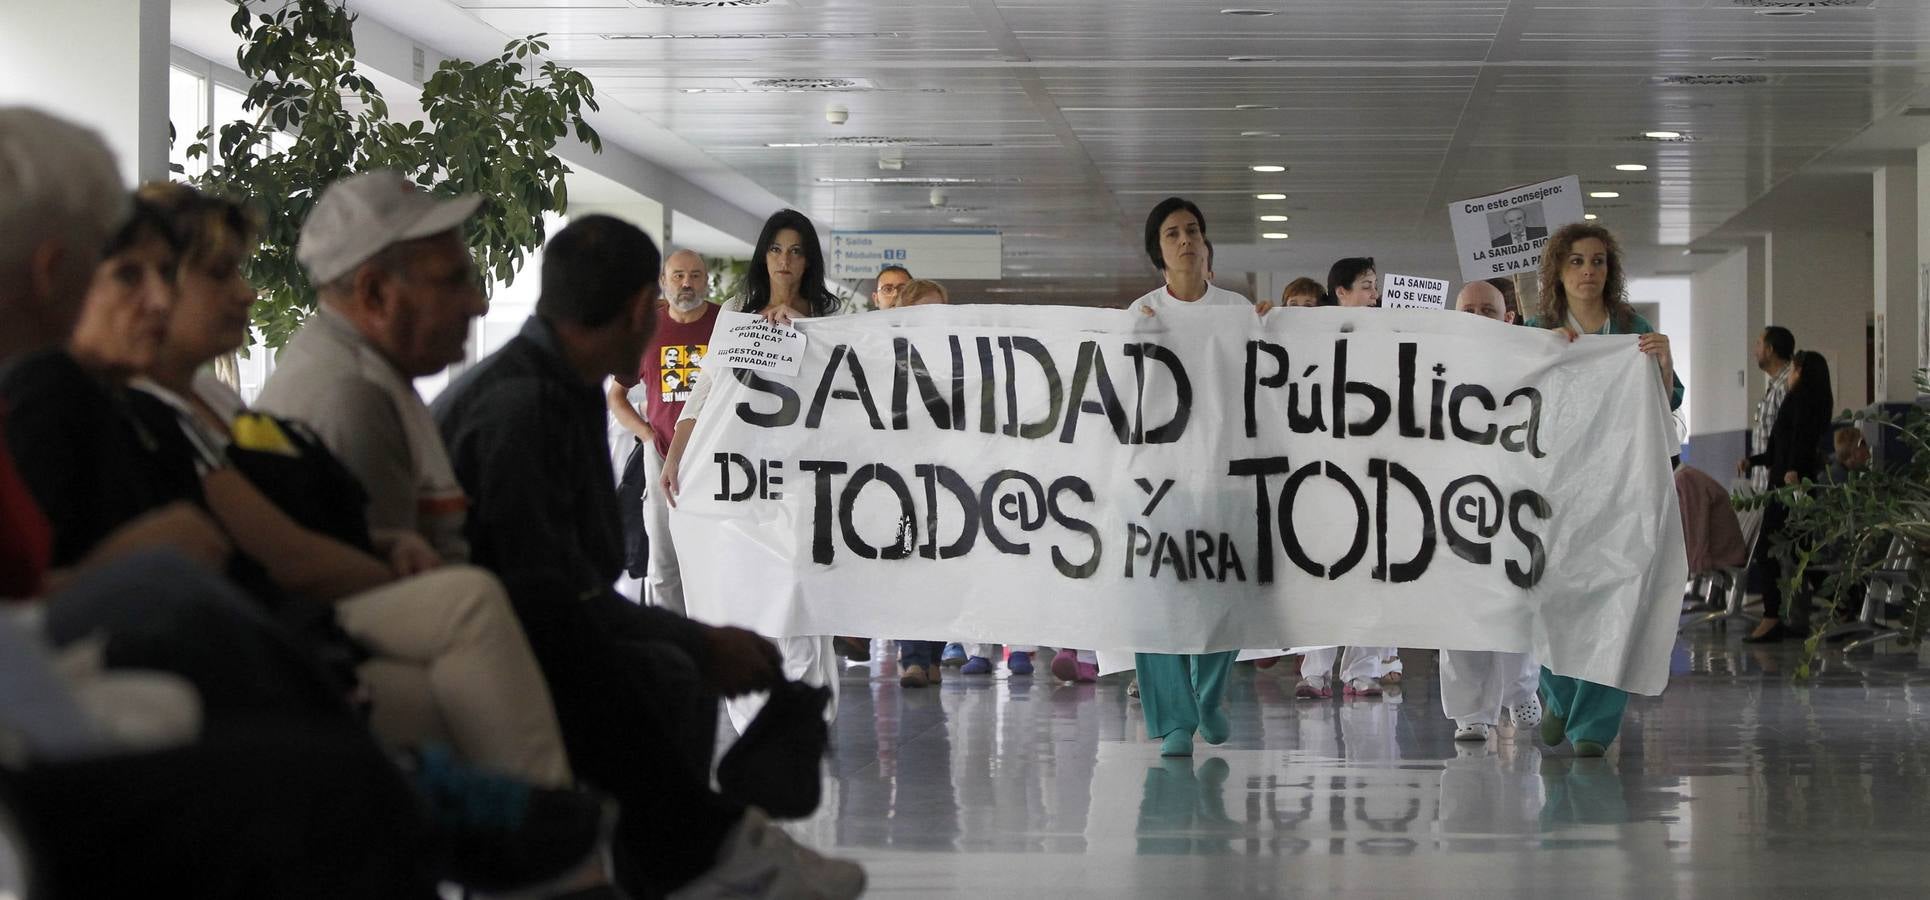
left=671, top=305, right=1685, bottom=695
left=1448, top=175, right=1585, bottom=283
left=705, top=311, right=806, bottom=377
left=1382, top=274, right=1448, bottom=311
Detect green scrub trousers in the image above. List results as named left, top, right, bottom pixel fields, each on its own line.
left=1538, top=667, right=1628, bottom=746
left=1136, top=651, right=1239, bottom=740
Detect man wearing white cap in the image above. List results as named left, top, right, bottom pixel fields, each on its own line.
left=256, top=169, right=486, bottom=563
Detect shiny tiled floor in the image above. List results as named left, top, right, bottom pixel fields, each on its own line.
left=791, top=633, right=1930, bottom=898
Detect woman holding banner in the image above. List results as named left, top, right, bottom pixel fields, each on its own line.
left=1126, top=197, right=1255, bottom=756
left=661, top=208, right=851, bottom=734
left=1525, top=222, right=1681, bottom=757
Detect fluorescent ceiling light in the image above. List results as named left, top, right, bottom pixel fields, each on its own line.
left=1643, top=130, right=1682, bottom=140
left=1259, top=214, right=1289, bottom=222
left=1589, top=191, right=1620, bottom=198
left=1261, top=232, right=1290, bottom=240
left=1584, top=213, right=1599, bottom=220
left=1251, top=164, right=1286, bottom=172
left=1615, top=163, right=1649, bottom=171
left=1255, top=192, right=1286, bottom=200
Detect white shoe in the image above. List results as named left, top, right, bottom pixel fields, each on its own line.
left=669, top=808, right=866, bottom=900
left=1508, top=696, right=1543, bottom=729
left=1454, top=722, right=1493, bottom=742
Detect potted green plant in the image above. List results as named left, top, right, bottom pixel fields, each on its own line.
left=181, top=0, right=601, bottom=348
left=1749, top=369, right=1930, bottom=677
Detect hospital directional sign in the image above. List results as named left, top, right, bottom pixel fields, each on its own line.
left=830, top=230, right=1003, bottom=281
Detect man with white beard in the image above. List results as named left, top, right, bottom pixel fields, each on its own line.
left=607, top=248, right=714, bottom=614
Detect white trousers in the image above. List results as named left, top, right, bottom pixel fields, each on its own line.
left=637, top=441, right=685, bottom=616
left=725, top=635, right=841, bottom=735
left=1299, top=646, right=1401, bottom=682
left=1438, top=650, right=1539, bottom=727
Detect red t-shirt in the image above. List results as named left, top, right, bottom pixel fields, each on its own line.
left=0, top=406, right=53, bottom=599
left=625, top=303, right=720, bottom=456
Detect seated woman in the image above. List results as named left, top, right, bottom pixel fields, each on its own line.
left=3, top=185, right=572, bottom=788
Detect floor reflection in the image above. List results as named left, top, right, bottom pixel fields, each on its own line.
left=799, top=633, right=1930, bottom=896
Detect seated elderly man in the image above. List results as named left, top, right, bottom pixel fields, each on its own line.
left=259, top=176, right=861, bottom=899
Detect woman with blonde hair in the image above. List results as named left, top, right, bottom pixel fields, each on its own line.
left=1523, top=221, right=1681, bottom=757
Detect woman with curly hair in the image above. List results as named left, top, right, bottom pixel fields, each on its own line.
left=1522, top=222, right=1682, bottom=757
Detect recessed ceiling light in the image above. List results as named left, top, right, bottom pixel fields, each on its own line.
left=1219, top=8, right=1278, bottom=15
left=767, top=142, right=817, bottom=148
left=1754, top=8, right=1811, bottom=16
left=1589, top=191, right=1621, bottom=198
left=1644, top=130, right=1683, bottom=140
left=950, top=216, right=981, bottom=224
left=1233, top=104, right=1278, bottom=111
left=1584, top=213, right=1600, bottom=220
left=1615, top=163, right=1649, bottom=171
left=1251, top=164, right=1286, bottom=172
left=1261, top=232, right=1290, bottom=240
left=1259, top=214, right=1289, bottom=222
left=1239, top=130, right=1281, bottom=137
left=1255, top=192, right=1286, bottom=200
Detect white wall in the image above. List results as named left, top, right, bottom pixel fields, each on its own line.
left=1873, top=165, right=1917, bottom=401
left=1767, top=226, right=1874, bottom=409
left=0, top=0, right=170, bottom=184
left=1689, top=249, right=1752, bottom=437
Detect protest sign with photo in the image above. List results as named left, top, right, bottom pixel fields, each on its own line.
left=1448, top=175, right=1585, bottom=282
left=671, top=305, right=1685, bottom=694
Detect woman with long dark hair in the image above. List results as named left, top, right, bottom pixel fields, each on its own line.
left=660, top=208, right=850, bottom=732
left=1523, top=221, right=1681, bottom=758
left=1743, top=349, right=1834, bottom=643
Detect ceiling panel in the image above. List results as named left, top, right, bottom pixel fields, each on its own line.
left=395, top=0, right=1930, bottom=305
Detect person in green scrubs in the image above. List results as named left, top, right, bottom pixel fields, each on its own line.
left=1522, top=222, right=1682, bottom=758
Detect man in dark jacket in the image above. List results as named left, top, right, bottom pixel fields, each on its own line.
left=434, top=214, right=865, bottom=900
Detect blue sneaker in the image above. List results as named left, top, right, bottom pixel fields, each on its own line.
left=960, top=656, right=993, bottom=675
left=940, top=643, right=967, bottom=667
left=1007, top=651, right=1034, bottom=676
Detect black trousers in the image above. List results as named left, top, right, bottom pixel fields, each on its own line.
left=522, top=611, right=742, bottom=899
left=6, top=720, right=436, bottom=899
left=38, top=550, right=355, bottom=722
left=1751, top=500, right=1814, bottom=629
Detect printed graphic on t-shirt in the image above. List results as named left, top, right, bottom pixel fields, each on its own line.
left=659, top=343, right=705, bottom=402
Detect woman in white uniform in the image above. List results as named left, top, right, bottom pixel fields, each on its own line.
left=660, top=208, right=850, bottom=733
left=1126, top=197, right=1262, bottom=756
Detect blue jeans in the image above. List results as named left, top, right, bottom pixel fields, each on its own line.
left=899, top=640, right=946, bottom=668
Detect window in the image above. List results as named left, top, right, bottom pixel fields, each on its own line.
left=168, top=66, right=207, bottom=179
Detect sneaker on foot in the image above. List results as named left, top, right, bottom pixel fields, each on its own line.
left=669, top=807, right=865, bottom=900
left=939, top=643, right=967, bottom=667
left=1050, top=649, right=1081, bottom=682
left=1509, top=695, right=1543, bottom=729
left=408, top=747, right=610, bottom=893
left=1454, top=722, right=1493, bottom=742
left=1294, top=676, right=1331, bottom=700
left=1007, top=651, right=1034, bottom=676
left=899, top=664, right=931, bottom=688
left=1540, top=711, right=1568, bottom=747
left=1573, top=740, right=1607, bottom=758
left=1343, top=677, right=1383, bottom=698
left=960, top=656, right=993, bottom=675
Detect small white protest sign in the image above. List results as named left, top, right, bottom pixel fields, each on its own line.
left=1381, top=274, right=1449, bottom=310
left=706, top=311, right=806, bottom=377
left=1448, top=175, right=1585, bottom=282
